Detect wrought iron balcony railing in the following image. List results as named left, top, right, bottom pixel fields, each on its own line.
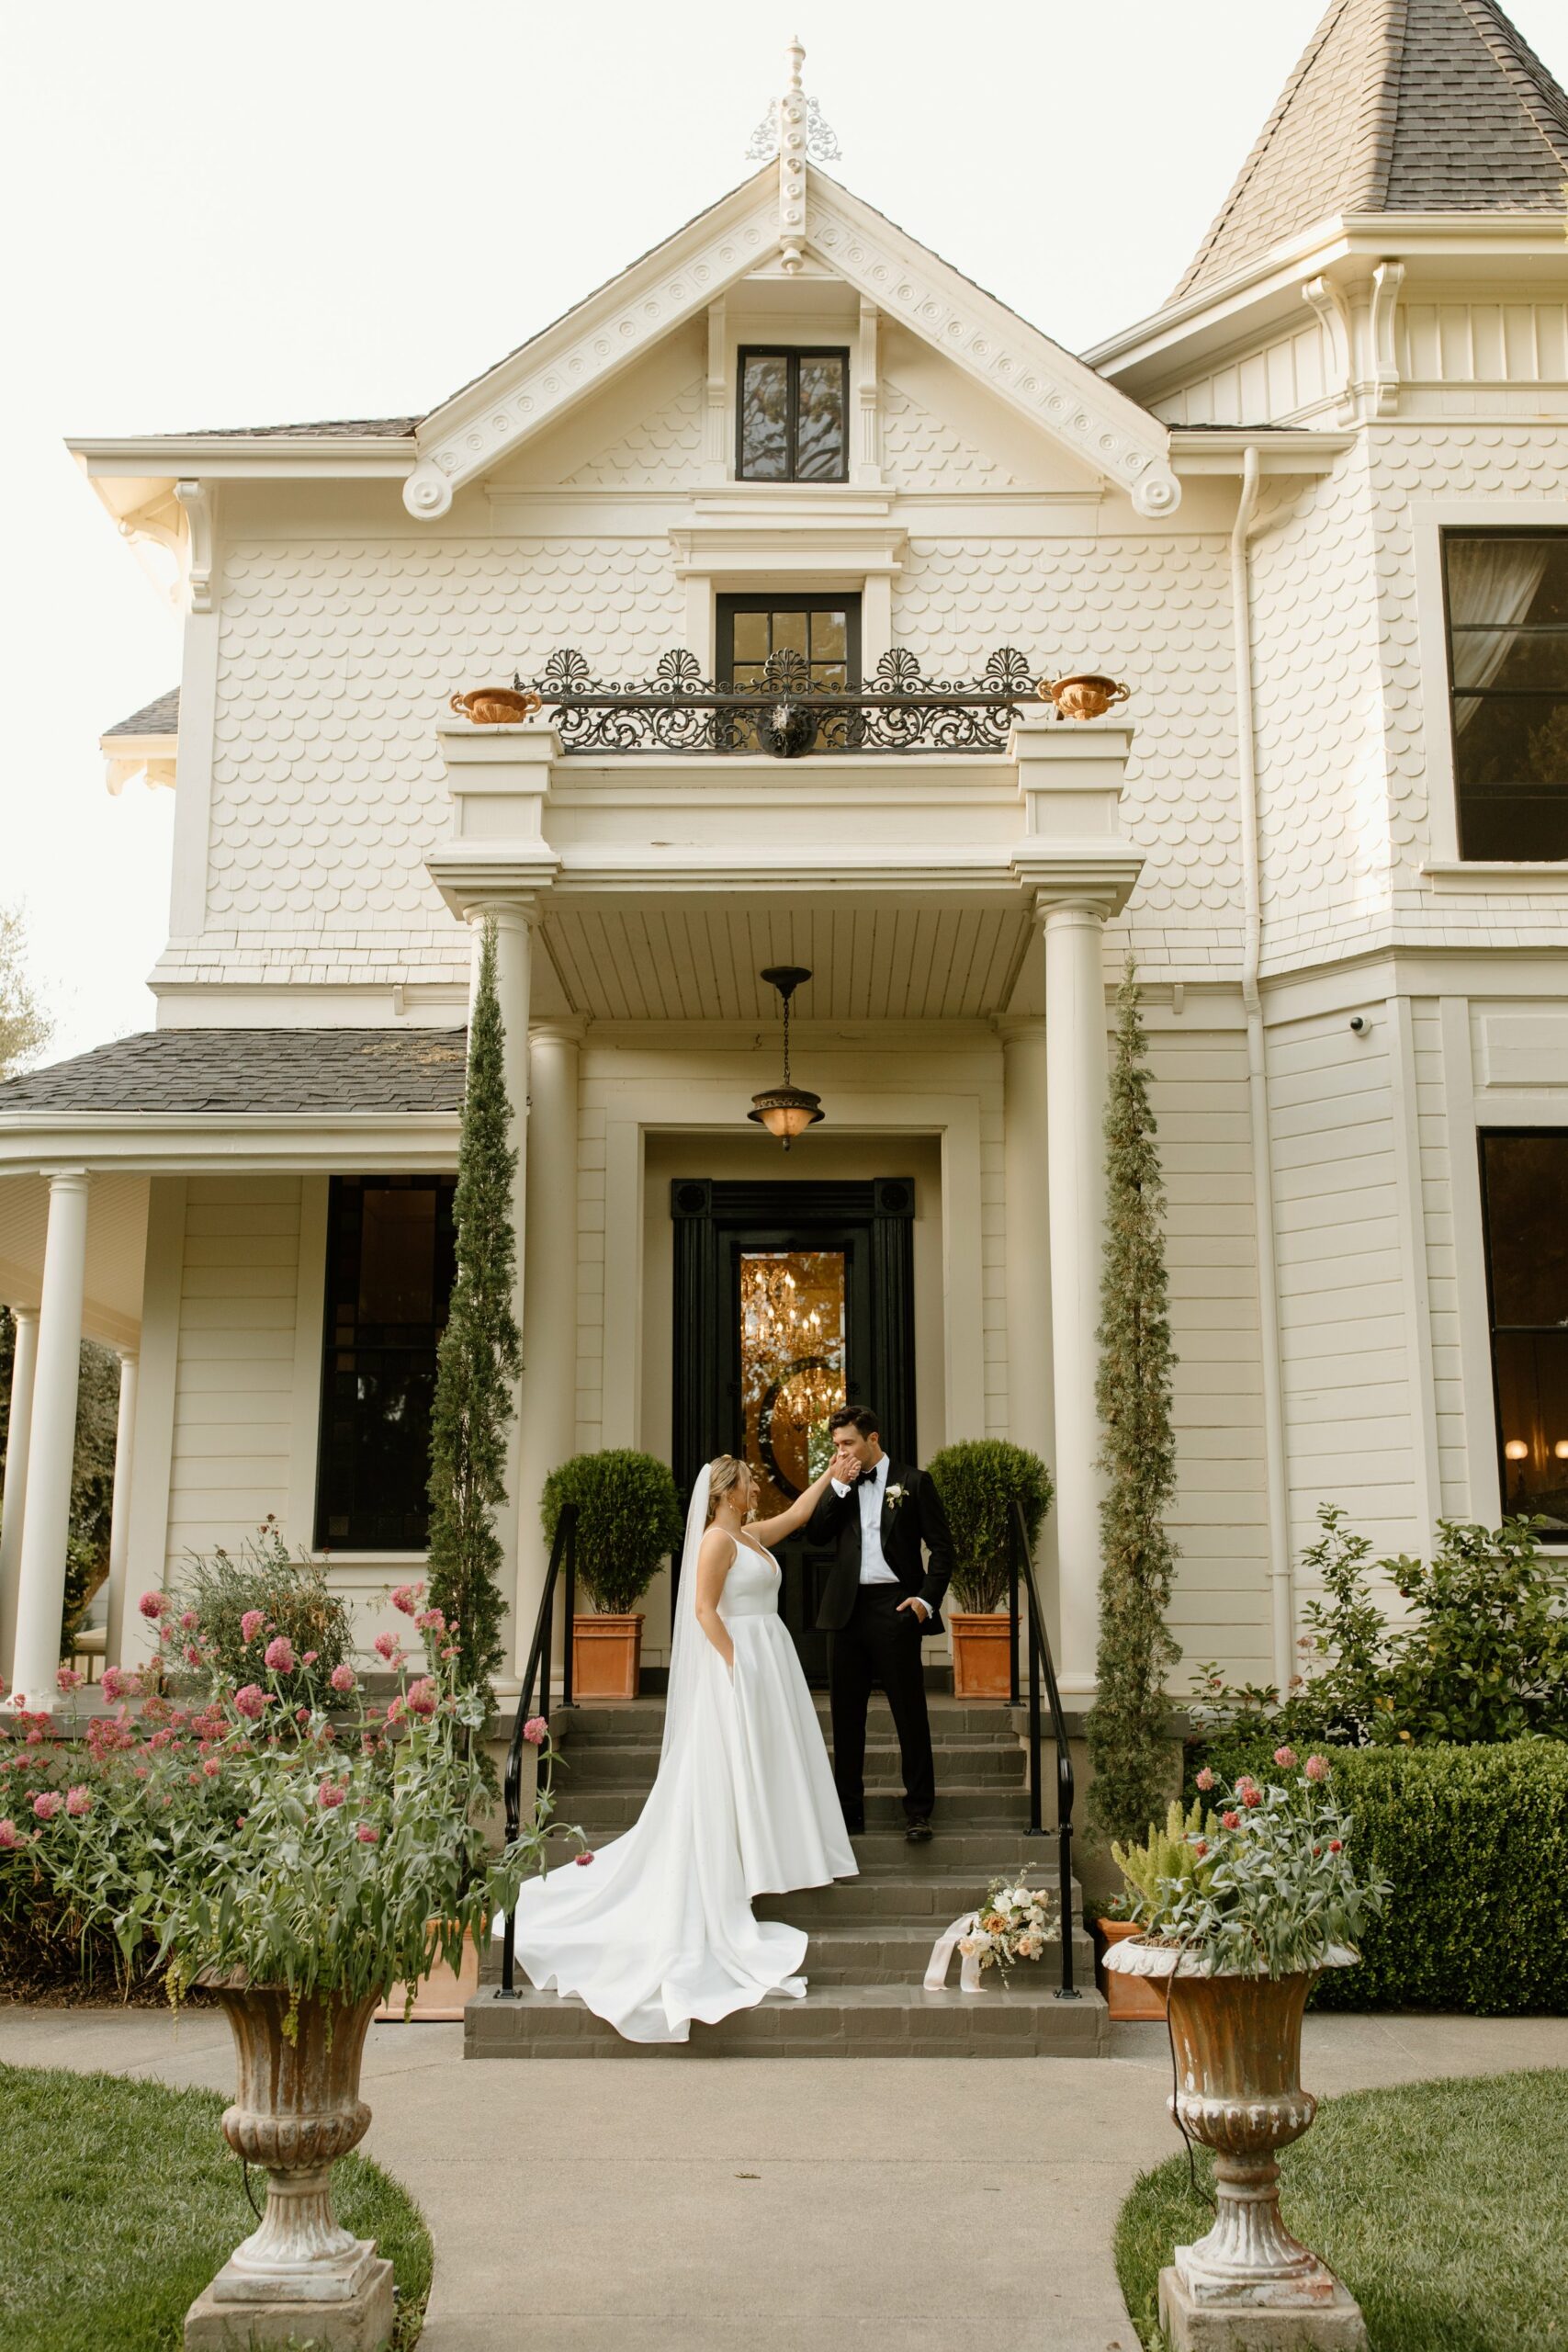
left=513, top=644, right=1044, bottom=757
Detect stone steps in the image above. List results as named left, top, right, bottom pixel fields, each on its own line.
left=558, top=1739, right=1024, bottom=1789
left=563, top=1783, right=1038, bottom=1832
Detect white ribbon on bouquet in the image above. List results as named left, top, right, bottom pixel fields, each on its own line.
left=923, top=1910, right=984, bottom=1994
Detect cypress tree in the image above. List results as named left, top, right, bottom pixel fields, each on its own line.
left=1086, top=958, right=1181, bottom=1843
left=426, top=920, right=521, bottom=1707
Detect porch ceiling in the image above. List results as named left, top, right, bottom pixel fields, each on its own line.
left=0, top=1171, right=148, bottom=1349
left=541, top=898, right=1033, bottom=1023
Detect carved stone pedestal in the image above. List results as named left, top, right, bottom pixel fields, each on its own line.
left=1157, top=2259, right=1367, bottom=2351
left=184, top=2237, right=395, bottom=2351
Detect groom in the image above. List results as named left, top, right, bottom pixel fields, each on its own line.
left=809, top=1405, right=953, bottom=1845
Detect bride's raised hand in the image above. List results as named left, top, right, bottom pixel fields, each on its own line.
left=748, top=1460, right=838, bottom=1550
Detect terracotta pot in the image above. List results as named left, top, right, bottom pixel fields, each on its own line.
left=1040, top=673, right=1130, bottom=721
left=193, top=1977, right=394, bottom=2336
left=1098, top=1918, right=1168, bottom=2018
left=375, top=1922, right=480, bottom=2023
left=947, top=1608, right=1014, bottom=1700
left=448, top=686, right=542, bottom=726
left=572, top=1611, right=644, bottom=1701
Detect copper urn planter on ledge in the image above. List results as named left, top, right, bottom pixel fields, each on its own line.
left=449, top=685, right=543, bottom=726
left=184, top=1977, right=394, bottom=2350
left=1104, top=1940, right=1367, bottom=2350
left=1040, top=673, right=1130, bottom=721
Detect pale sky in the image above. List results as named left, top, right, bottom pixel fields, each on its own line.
left=4, top=0, right=1565, bottom=1062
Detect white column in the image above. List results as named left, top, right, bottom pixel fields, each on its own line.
left=1042, top=902, right=1111, bottom=1695
left=9, top=1171, right=91, bottom=1713
left=0, top=1306, right=40, bottom=1688
left=468, top=902, right=536, bottom=1662
left=515, top=1022, right=582, bottom=1673
left=102, top=1351, right=140, bottom=1677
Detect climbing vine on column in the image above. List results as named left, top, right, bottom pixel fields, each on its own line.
left=426, top=918, right=522, bottom=1711
left=1087, top=958, right=1181, bottom=1843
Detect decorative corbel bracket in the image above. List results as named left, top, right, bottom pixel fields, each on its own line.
left=1303, top=277, right=1355, bottom=425
left=1369, top=260, right=1404, bottom=420
left=174, top=479, right=219, bottom=615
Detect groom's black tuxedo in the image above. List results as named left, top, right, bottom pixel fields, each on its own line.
left=807, top=1459, right=953, bottom=1830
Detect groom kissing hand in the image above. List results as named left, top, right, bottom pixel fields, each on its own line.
left=811, top=1404, right=953, bottom=1845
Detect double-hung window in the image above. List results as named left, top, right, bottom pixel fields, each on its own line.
left=1443, top=530, right=1568, bottom=860
left=1478, top=1132, right=1568, bottom=1539
left=738, top=348, right=849, bottom=482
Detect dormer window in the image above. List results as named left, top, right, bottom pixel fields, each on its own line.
left=1445, top=531, right=1568, bottom=860
left=738, top=348, right=849, bottom=482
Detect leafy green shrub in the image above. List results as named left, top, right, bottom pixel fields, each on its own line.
left=541, top=1451, right=683, bottom=1616
left=1182, top=1737, right=1568, bottom=2014
left=927, top=1439, right=1053, bottom=1611
left=171, top=1518, right=350, bottom=1713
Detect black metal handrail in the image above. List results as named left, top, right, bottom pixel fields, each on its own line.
left=498, top=1502, right=578, bottom=1999
left=1006, top=1498, right=1079, bottom=1999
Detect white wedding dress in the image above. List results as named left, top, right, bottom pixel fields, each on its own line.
left=502, top=1468, right=857, bottom=2044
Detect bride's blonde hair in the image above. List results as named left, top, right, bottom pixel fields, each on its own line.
left=705, top=1454, right=750, bottom=1522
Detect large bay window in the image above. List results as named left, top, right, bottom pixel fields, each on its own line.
left=1444, top=531, right=1568, bottom=860
left=315, top=1175, right=457, bottom=1551
left=1479, top=1132, right=1568, bottom=1538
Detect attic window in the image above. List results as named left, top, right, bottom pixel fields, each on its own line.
left=738, top=348, right=848, bottom=482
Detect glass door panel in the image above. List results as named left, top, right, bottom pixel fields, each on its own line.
left=739, top=1249, right=848, bottom=1516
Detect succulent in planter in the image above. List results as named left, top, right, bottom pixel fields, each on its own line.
left=1106, top=1758, right=1389, bottom=2346
left=541, top=1450, right=685, bottom=1700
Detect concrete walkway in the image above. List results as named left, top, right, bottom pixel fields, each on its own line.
left=4, top=2007, right=1566, bottom=2352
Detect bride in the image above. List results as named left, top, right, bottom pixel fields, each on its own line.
left=504, top=1453, right=857, bottom=2043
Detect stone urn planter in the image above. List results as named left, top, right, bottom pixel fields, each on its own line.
left=947, top=1608, right=1013, bottom=1700
left=572, top=1610, right=644, bottom=1701
left=185, top=1975, right=394, bottom=2351
left=1104, top=1939, right=1366, bottom=2350
left=1041, top=673, right=1130, bottom=721
left=449, top=685, right=542, bottom=725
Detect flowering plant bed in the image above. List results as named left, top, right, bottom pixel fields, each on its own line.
left=1, top=1577, right=581, bottom=2014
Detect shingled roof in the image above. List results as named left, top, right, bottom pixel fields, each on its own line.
left=0, top=1030, right=468, bottom=1116
left=1176, top=0, right=1568, bottom=299
left=102, top=687, right=180, bottom=740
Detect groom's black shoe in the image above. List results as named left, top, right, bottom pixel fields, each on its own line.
left=905, top=1815, right=933, bottom=1845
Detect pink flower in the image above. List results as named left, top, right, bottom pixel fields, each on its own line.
left=295, top=1707, right=309, bottom=1724
left=389, top=1583, right=422, bottom=1617
left=56, top=1667, right=83, bottom=1693
left=31, top=1792, right=62, bottom=1821
left=522, top=1716, right=548, bottom=1747
left=202, top=1758, right=222, bottom=1779
left=240, top=1610, right=266, bottom=1645
left=100, top=1666, right=138, bottom=1702
left=138, top=1591, right=166, bottom=1620
left=264, top=1635, right=296, bottom=1674
left=1328, top=1838, right=1343, bottom=1854
left=184, top=1644, right=203, bottom=1668
left=330, top=1663, right=356, bottom=1694
left=179, top=1610, right=199, bottom=1632
left=317, top=1781, right=346, bottom=1810
left=303, top=1651, right=318, bottom=1667
left=405, top=1678, right=438, bottom=1719
left=0, top=1819, right=19, bottom=1849
left=1194, top=1767, right=1215, bottom=1791
left=1221, top=1810, right=1240, bottom=1831
left=1304, top=1755, right=1330, bottom=1783
left=1273, top=1747, right=1298, bottom=1770
left=574, top=1851, right=594, bottom=1866
left=233, top=1684, right=267, bottom=1721
left=1242, top=1786, right=1263, bottom=1809
left=1192, top=1838, right=1208, bottom=1858
left=372, top=1631, right=400, bottom=1663
left=386, top=1697, right=406, bottom=1725
left=415, top=1608, right=446, bottom=1634
left=355, top=1823, right=379, bottom=1844
left=64, top=1785, right=92, bottom=1817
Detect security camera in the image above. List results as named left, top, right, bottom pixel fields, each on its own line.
left=1348, top=1014, right=1368, bottom=1035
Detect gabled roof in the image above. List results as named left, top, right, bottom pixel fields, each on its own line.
left=103, top=687, right=179, bottom=739
left=1176, top=0, right=1568, bottom=300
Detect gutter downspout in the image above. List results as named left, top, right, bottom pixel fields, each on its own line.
left=1231, top=443, right=1294, bottom=1693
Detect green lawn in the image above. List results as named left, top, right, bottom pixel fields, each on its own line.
left=0, top=2063, right=432, bottom=2352
left=1116, top=2069, right=1568, bottom=2352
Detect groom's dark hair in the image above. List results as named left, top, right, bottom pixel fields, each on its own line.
left=829, top=1405, right=880, bottom=1439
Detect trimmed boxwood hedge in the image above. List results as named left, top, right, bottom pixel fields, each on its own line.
left=1182, top=1737, right=1568, bottom=2016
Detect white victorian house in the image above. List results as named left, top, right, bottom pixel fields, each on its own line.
left=5, top=5, right=1568, bottom=1720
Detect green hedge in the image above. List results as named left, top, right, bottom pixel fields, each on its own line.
left=1182, top=1737, right=1568, bottom=2015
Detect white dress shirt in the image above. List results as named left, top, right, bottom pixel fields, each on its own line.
left=830, top=1453, right=899, bottom=1585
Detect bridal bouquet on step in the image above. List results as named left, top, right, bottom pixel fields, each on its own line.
left=960, top=1877, right=1059, bottom=1973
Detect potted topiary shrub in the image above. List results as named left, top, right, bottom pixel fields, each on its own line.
left=1104, top=1752, right=1388, bottom=2346
left=926, top=1440, right=1052, bottom=1699
left=541, top=1450, right=684, bottom=1702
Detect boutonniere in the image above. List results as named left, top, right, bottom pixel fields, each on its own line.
left=885, top=1483, right=908, bottom=1511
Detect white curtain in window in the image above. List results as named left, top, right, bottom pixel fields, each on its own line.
left=1449, top=538, right=1550, bottom=727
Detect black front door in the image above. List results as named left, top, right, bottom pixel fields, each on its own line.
left=671, top=1178, right=917, bottom=1686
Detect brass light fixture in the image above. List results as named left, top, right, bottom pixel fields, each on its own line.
left=748, top=966, right=824, bottom=1149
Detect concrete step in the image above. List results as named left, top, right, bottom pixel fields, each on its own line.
left=549, top=1700, right=1023, bottom=1740
left=481, top=1913, right=1091, bottom=1988
left=754, top=1865, right=1081, bottom=1923
left=563, top=1784, right=1036, bottom=1832
left=556, top=1738, right=1024, bottom=1789
left=464, top=1978, right=1109, bottom=2060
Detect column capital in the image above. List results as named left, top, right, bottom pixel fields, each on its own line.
left=463, top=895, right=547, bottom=933
left=42, top=1167, right=92, bottom=1192
left=529, top=1016, right=589, bottom=1047
left=1027, top=881, right=1134, bottom=924
left=994, top=1015, right=1047, bottom=1045
left=6, top=1303, right=39, bottom=1326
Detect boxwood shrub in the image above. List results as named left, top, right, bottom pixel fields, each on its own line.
left=1183, top=1737, right=1568, bottom=2015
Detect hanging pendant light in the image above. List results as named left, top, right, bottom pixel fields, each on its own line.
left=748, top=966, right=824, bottom=1149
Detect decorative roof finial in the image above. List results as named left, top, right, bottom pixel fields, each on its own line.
left=745, top=37, right=840, bottom=273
